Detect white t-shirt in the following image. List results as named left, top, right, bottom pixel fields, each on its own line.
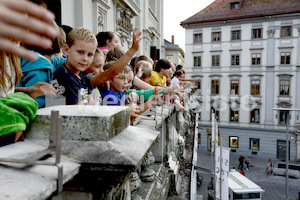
left=170, top=76, right=180, bottom=87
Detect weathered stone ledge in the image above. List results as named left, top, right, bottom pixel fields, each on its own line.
left=0, top=140, right=80, bottom=200
left=27, top=105, right=130, bottom=141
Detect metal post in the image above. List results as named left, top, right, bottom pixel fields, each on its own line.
left=220, top=137, right=223, bottom=200
left=213, top=113, right=217, bottom=200
left=211, top=111, right=215, bottom=200
left=285, top=112, right=289, bottom=199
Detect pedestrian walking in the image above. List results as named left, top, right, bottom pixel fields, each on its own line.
left=238, top=155, right=245, bottom=170
left=207, top=177, right=214, bottom=200
left=266, top=158, right=273, bottom=175
left=245, top=156, right=250, bottom=170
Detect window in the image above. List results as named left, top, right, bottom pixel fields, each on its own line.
left=212, top=55, right=220, bottom=66
left=251, top=80, right=260, bottom=95
left=194, top=56, right=201, bottom=67
left=211, top=80, right=219, bottom=95
left=281, top=26, right=292, bottom=37
left=250, top=109, right=260, bottom=123
left=230, top=108, right=239, bottom=122
left=194, top=33, right=202, bottom=43
left=250, top=138, right=260, bottom=150
left=279, top=80, right=290, bottom=96
left=252, top=53, right=261, bottom=65
left=229, top=136, right=239, bottom=148
left=231, top=30, right=241, bottom=40
left=231, top=54, right=240, bottom=66
left=280, top=52, right=290, bottom=64
left=212, top=32, right=221, bottom=42
left=278, top=110, right=290, bottom=125
left=198, top=133, right=201, bottom=144
left=230, top=80, right=239, bottom=95
left=252, top=28, right=262, bottom=39
left=211, top=107, right=219, bottom=121
left=230, top=2, right=240, bottom=9
left=196, top=80, right=201, bottom=89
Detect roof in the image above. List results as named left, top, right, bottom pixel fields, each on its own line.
left=181, top=0, right=300, bottom=26
left=228, top=172, right=265, bottom=194
left=164, top=39, right=180, bottom=49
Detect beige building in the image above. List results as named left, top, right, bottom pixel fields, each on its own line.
left=181, top=0, right=300, bottom=160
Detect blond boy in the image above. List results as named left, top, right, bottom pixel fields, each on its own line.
left=54, top=27, right=142, bottom=105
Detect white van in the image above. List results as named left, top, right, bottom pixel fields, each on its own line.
left=273, top=162, right=300, bottom=179
left=228, top=172, right=264, bottom=200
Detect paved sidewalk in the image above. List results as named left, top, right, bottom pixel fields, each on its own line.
left=196, top=149, right=300, bottom=200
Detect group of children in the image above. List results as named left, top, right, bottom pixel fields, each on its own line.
left=0, top=0, right=188, bottom=146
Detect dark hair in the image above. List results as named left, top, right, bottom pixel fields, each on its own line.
left=95, top=31, right=115, bottom=47
left=176, top=64, right=183, bottom=71
left=155, top=59, right=171, bottom=72
left=61, top=25, right=73, bottom=37
left=174, top=71, right=183, bottom=77
left=130, top=56, right=138, bottom=70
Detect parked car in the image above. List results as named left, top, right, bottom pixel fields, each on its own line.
left=273, top=162, right=300, bottom=179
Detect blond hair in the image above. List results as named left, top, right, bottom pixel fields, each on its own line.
left=0, top=51, right=22, bottom=94
left=67, top=27, right=97, bottom=48
left=135, top=60, right=153, bottom=78
left=134, top=55, right=154, bottom=66
left=94, top=48, right=105, bottom=59
left=58, top=26, right=66, bottom=50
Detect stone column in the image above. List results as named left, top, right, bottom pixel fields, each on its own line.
left=264, top=28, right=276, bottom=127
left=130, top=172, right=142, bottom=200
left=296, top=27, right=300, bottom=160
left=297, top=27, right=300, bottom=66
left=140, top=151, right=156, bottom=182
left=297, top=124, right=300, bottom=161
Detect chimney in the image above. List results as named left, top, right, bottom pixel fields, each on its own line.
left=171, top=35, right=174, bottom=44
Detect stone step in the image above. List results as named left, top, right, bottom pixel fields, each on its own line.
left=27, top=105, right=130, bottom=141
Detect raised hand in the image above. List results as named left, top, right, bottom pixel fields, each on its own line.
left=0, top=0, right=57, bottom=61
left=131, top=27, right=142, bottom=51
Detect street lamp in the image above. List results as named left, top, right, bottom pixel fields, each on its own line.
left=272, top=108, right=300, bottom=199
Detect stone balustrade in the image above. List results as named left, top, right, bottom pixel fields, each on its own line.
left=0, top=84, right=198, bottom=200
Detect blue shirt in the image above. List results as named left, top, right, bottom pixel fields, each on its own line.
left=53, top=64, right=93, bottom=105
left=101, top=90, right=129, bottom=106
left=17, top=52, right=66, bottom=108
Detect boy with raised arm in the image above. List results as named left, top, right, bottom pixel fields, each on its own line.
left=54, top=27, right=141, bottom=105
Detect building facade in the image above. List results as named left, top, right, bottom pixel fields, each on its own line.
left=164, top=37, right=185, bottom=66
left=44, top=0, right=165, bottom=60
left=181, top=0, right=300, bottom=160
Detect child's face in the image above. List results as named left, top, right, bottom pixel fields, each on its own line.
left=110, top=71, right=129, bottom=93
left=163, top=68, right=171, bottom=78
left=65, top=40, right=96, bottom=72
left=107, top=34, right=119, bottom=49
left=85, top=53, right=105, bottom=74
left=124, top=71, right=134, bottom=92
left=178, top=74, right=185, bottom=81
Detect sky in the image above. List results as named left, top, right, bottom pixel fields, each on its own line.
left=163, top=0, right=215, bottom=52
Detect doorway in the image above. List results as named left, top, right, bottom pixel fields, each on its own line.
left=277, top=140, right=290, bottom=160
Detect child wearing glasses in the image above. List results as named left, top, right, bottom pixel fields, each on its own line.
left=101, top=62, right=132, bottom=106
left=53, top=27, right=141, bottom=105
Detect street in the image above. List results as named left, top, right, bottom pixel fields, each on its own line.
left=196, top=149, right=300, bottom=200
